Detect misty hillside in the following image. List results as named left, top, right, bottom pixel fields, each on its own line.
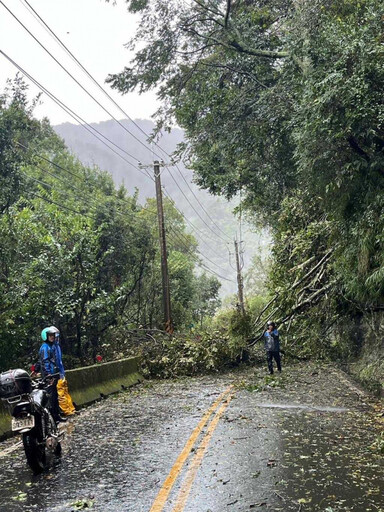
left=54, top=119, right=266, bottom=297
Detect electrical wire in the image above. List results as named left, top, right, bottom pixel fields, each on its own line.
left=15, top=142, right=159, bottom=224
left=19, top=0, right=233, bottom=243
left=28, top=190, right=95, bottom=220
left=165, top=217, right=230, bottom=274
left=164, top=228, right=235, bottom=282
left=21, top=166, right=135, bottom=222
left=163, top=165, right=231, bottom=245
left=161, top=187, right=231, bottom=258
left=16, top=139, right=231, bottom=278
left=165, top=164, right=232, bottom=241
left=0, top=50, right=153, bottom=182
left=26, top=140, right=228, bottom=270
left=166, top=221, right=230, bottom=273
left=0, top=9, right=237, bottom=277
left=2, top=46, right=232, bottom=256
left=18, top=148, right=231, bottom=279
left=20, top=169, right=129, bottom=223
left=21, top=168, right=233, bottom=282
left=1, top=0, right=165, bottom=161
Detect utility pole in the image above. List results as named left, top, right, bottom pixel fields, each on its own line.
left=138, top=159, right=173, bottom=333
left=153, top=161, right=173, bottom=333
left=234, top=239, right=245, bottom=315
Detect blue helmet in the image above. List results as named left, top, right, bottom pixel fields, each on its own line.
left=41, top=326, right=59, bottom=341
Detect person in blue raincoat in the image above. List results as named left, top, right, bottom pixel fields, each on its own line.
left=53, top=330, right=65, bottom=381
left=39, top=326, right=66, bottom=422
left=263, top=321, right=282, bottom=375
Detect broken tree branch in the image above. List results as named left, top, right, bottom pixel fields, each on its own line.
left=292, top=250, right=333, bottom=289
left=253, top=294, right=279, bottom=326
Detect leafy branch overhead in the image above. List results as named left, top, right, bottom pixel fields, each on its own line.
left=107, top=0, right=289, bottom=93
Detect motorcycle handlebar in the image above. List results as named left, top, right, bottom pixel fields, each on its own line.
left=32, top=373, right=60, bottom=388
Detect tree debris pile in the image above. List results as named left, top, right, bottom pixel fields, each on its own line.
left=117, top=328, right=249, bottom=379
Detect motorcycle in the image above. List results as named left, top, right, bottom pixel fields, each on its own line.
left=0, top=369, right=63, bottom=474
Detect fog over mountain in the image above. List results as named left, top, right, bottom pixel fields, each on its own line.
left=54, top=119, right=266, bottom=297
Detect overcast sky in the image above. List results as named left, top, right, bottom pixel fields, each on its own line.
left=0, top=0, right=159, bottom=125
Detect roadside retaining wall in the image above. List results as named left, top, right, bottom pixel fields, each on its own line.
left=0, top=356, right=142, bottom=439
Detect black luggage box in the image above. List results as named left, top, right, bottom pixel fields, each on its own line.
left=0, top=369, right=32, bottom=398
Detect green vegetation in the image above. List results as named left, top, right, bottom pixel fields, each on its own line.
left=140, top=330, right=240, bottom=378
left=109, top=0, right=384, bottom=389
left=2, top=1, right=384, bottom=388
left=0, top=78, right=221, bottom=372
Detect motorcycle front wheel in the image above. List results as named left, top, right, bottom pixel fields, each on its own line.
left=23, top=431, right=46, bottom=474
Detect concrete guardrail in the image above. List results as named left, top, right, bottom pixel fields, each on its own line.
left=0, top=356, right=142, bottom=440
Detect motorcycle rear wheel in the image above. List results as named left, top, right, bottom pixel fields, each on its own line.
left=23, top=432, right=46, bottom=474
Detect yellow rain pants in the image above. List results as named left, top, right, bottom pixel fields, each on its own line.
left=57, top=378, right=76, bottom=416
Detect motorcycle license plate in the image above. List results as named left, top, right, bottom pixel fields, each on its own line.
left=12, top=415, right=35, bottom=432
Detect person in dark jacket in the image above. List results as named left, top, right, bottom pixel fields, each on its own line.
left=263, top=321, right=282, bottom=375
left=39, top=326, right=66, bottom=423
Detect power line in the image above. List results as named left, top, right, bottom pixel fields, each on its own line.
left=22, top=165, right=133, bottom=222
left=164, top=216, right=230, bottom=274
left=19, top=0, right=233, bottom=243
left=29, top=186, right=230, bottom=283
left=0, top=50, right=153, bottom=182
left=164, top=228, right=235, bottom=283
left=15, top=141, right=158, bottom=223
left=163, top=165, right=231, bottom=245
left=20, top=169, right=132, bottom=223
left=1, top=1, right=166, bottom=162
left=22, top=168, right=232, bottom=282
left=28, top=190, right=95, bottom=220
left=29, top=143, right=228, bottom=272
left=0, top=16, right=236, bottom=277
left=164, top=215, right=230, bottom=274
left=165, top=164, right=232, bottom=241
left=2, top=45, right=232, bottom=256
left=19, top=0, right=158, bottom=148
left=161, top=187, right=231, bottom=258
left=18, top=144, right=231, bottom=279
left=3, top=0, right=234, bottom=246
left=17, top=139, right=231, bottom=276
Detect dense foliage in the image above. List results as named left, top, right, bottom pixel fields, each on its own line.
left=0, top=80, right=221, bottom=371
left=109, top=0, right=384, bottom=361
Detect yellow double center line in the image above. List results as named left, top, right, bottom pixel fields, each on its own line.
left=149, top=385, right=234, bottom=512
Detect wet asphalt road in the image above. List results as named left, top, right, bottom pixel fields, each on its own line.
left=0, top=362, right=383, bottom=512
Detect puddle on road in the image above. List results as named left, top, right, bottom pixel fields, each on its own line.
left=253, top=402, right=349, bottom=413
